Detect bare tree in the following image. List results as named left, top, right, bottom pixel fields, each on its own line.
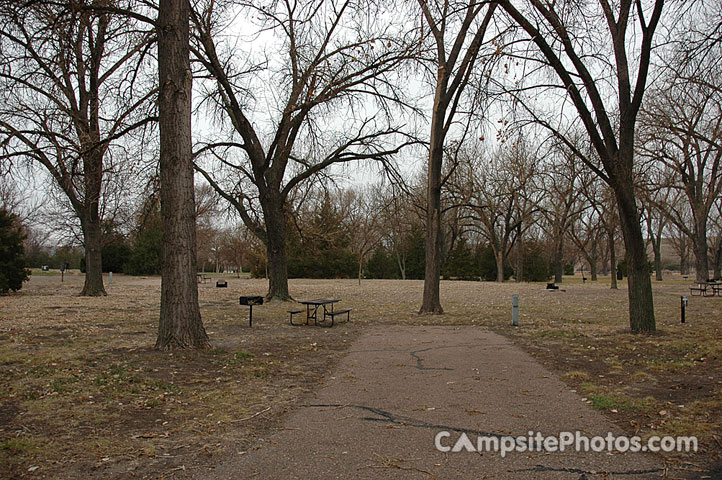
left=592, top=184, right=621, bottom=288
left=568, top=202, right=601, bottom=282
left=377, top=183, right=423, bottom=280
left=344, top=187, right=384, bottom=285
left=667, top=220, right=692, bottom=277
left=637, top=165, right=673, bottom=282
left=191, top=0, right=414, bottom=301
left=195, top=183, right=222, bottom=272
left=495, top=0, right=666, bottom=331
left=465, top=138, right=539, bottom=282
left=639, top=59, right=722, bottom=283
left=708, top=198, right=722, bottom=279
left=0, top=1, right=156, bottom=296
left=155, top=0, right=210, bottom=350
left=538, top=138, right=588, bottom=283
left=416, top=0, right=498, bottom=313
left=215, top=224, right=256, bottom=276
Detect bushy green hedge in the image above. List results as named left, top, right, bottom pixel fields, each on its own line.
left=479, top=245, right=512, bottom=281
left=124, top=221, right=163, bottom=275
left=517, top=241, right=552, bottom=282
left=365, top=247, right=398, bottom=279
left=0, top=209, right=29, bottom=293
left=443, top=238, right=477, bottom=280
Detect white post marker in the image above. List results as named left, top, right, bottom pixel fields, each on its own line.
left=512, top=294, right=519, bottom=326
left=109, top=271, right=113, bottom=285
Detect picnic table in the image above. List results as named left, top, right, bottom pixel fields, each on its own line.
left=288, top=298, right=351, bottom=327
left=690, top=281, right=722, bottom=297
left=197, top=273, right=211, bottom=284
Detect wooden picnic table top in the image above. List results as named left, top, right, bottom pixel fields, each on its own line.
left=299, top=298, right=340, bottom=306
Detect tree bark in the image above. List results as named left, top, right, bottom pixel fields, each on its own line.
left=615, top=183, right=655, bottom=332
left=80, top=215, right=106, bottom=296
left=553, top=237, right=564, bottom=283
left=78, top=75, right=107, bottom=296
left=155, top=0, right=209, bottom=350
left=266, top=240, right=290, bottom=301
left=396, top=253, right=407, bottom=280
left=420, top=84, right=445, bottom=314
left=693, top=217, right=710, bottom=283
left=712, top=238, right=722, bottom=280
left=680, top=245, right=690, bottom=275
left=580, top=240, right=599, bottom=282
left=653, top=239, right=663, bottom=281
left=589, top=240, right=599, bottom=282
left=609, top=230, right=618, bottom=289
left=515, top=234, right=523, bottom=282
left=495, top=250, right=505, bottom=283
left=261, top=194, right=291, bottom=301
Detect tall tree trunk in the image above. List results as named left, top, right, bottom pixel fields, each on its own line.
left=78, top=141, right=106, bottom=296
left=589, top=237, right=598, bottom=281
left=156, top=0, right=209, bottom=350
left=653, top=239, right=663, bottom=281
left=515, top=235, right=523, bottom=282
left=495, top=250, right=505, bottom=283
left=680, top=245, right=689, bottom=275
left=589, top=255, right=599, bottom=282
left=615, top=184, right=655, bottom=332
left=420, top=98, right=445, bottom=314
left=554, top=237, right=564, bottom=283
left=263, top=196, right=291, bottom=301
left=713, top=239, right=722, bottom=280
left=266, top=241, right=290, bottom=301
left=79, top=213, right=106, bottom=296
left=396, top=253, right=407, bottom=280
left=648, top=220, right=663, bottom=281
left=609, top=230, right=617, bottom=289
left=693, top=218, right=709, bottom=283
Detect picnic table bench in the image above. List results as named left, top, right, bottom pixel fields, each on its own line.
left=690, top=281, right=722, bottom=297
left=289, top=298, right=351, bottom=327
left=197, top=273, right=211, bottom=284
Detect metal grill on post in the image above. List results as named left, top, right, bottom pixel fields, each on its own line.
left=239, top=296, right=264, bottom=327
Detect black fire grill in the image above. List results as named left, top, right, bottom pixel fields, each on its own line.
left=239, top=295, right=264, bottom=327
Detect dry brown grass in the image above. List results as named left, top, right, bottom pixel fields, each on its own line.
left=1, top=272, right=720, bottom=478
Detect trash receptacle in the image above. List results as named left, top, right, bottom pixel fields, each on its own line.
left=617, top=270, right=623, bottom=280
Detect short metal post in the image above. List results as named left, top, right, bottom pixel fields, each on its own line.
left=512, top=294, right=519, bottom=326
left=109, top=271, right=113, bottom=285
left=249, top=304, right=253, bottom=327
left=681, top=295, right=687, bottom=323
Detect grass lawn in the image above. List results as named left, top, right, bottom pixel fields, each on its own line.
left=0, top=273, right=720, bottom=478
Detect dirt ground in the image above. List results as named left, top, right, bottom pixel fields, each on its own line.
left=0, top=273, right=720, bottom=479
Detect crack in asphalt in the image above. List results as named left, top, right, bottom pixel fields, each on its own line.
left=349, top=343, right=505, bottom=371
left=410, top=344, right=488, bottom=371
left=410, top=346, right=455, bottom=371
left=509, top=464, right=663, bottom=477
left=307, top=403, right=499, bottom=437
left=307, top=404, right=663, bottom=478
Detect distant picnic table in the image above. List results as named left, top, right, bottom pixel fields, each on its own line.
left=690, top=281, right=722, bottom=297
left=288, top=298, right=351, bottom=327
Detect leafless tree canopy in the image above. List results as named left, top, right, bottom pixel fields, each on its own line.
left=0, top=0, right=157, bottom=295
left=190, top=0, right=417, bottom=300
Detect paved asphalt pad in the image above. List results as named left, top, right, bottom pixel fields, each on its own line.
left=201, top=326, right=663, bottom=479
